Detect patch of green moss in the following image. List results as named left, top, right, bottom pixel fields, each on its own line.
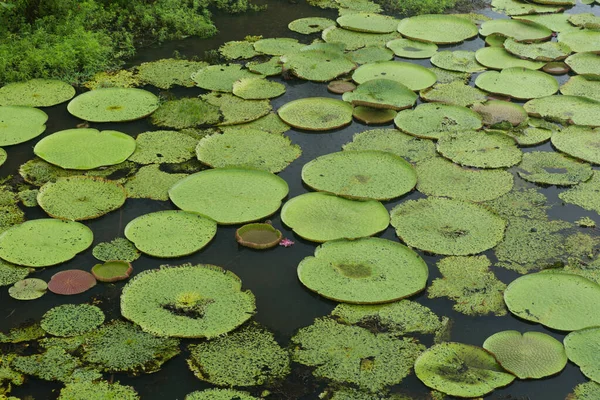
left=83, top=70, right=140, bottom=90
left=136, top=59, right=208, bottom=89
left=0, top=323, right=45, bottom=343
left=17, top=188, right=38, bottom=207
left=420, top=81, right=487, bottom=107
left=58, top=380, right=140, bottom=400
left=92, top=237, right=140, bottom=263
left=559, top=171, right=600, bottom=215
left=567, top=381, right=600, bottom=400
left=0, top=354, right=23, bottom=395
left=428, top=255, right=507, bottom=316
left=11, top=347, right=80, bottom=382
left=221, top=113, right=290, bottom=135
left=0, top=260, right=31, bottom=287
left=483, top=187, right=549, bottom=220
left=124, top=164, right=187, bottom=201
left=39, top=336, right=87, bottom=353
left=185, top=389, right=259, bottom=400
left=576, top=217, right=596, bottom=228
left=150, top=98, right=221, bottom=129
left=41, top=304, right=105, bottom=338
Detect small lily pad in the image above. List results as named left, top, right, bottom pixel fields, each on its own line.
left=129, top=130, right=198, bottom=165
left=278, top=97, right=353, bottom=131
left=236, top=223, right=282, bottom=249
left=560, top=76, right=600, bottom=102
left=436, top=130, right=522, bottom=168
left=568, top=13, right=600, bottom=29
left=201, top=92, right=272, bottom=126
left=281, top=192, right=389, bottom=242
left=150, top=98, right=221, bottom=129
left=67, top=88, right=159, bottom=122
left=41, top=304, right=104, bottom=337
left=420, top=81, right=488, bottom=107
left=483, top=331, right=567, bottom=379
left=475, top=67, right=559, bottom=100
left=524, top=95, right=600, bottom=126
left=343, top=79, right=417, bottom=110
left=558, top=30, right=600, bottom=53
left=124, top=210, right=217, bottom=258
left=565, top=52, right=600, bottom=77
left=246, top=57, right=283, bottom=76
left=298, top=237, right=428, bottom=304
left=352, top=61, right=436, bottom=91
left=48, top=269, right=96, bottom=295
left=8, top=278, right=47, bottom=300
left=397, top=14, right=479, bottom=44
left=504, top=38, right=571, bottom=62
left=543, top=61, right=571, bottom=75
left=328, top=80, right=357, bottom=94
left=352, top=106, right=396, bottom=124
left=480, top=19, right=553, bottom=42
left=386, top=38, right=438, bottom=59
left=0, top=106, right=48, bottom=146
left=190, top=64, right=258, bottom=92
left=431, top=51, right=486, bottom=73
left=0, top=79, right=75, bottom=107
left=92, top=237, right=140, bottom=263
left=476, top=47, right=545, bottom=70
left=517, top=151, right=593, bottom=185
left=91, top=261, right=133, bottom=282
left=136, top=59, right=208, bottom=89
left=565, top=327, right=600, bottom=383
left=322, top=26, right=400, bottom=51
left=337, top=13, right=398, bottom=33
left=394, top=103, right=483, bottom=140
left=288, top=17, right=335, bottom=34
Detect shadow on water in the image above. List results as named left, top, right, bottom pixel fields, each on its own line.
left=2, top=0, right=600, bottom=399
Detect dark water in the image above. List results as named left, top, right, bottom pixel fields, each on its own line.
left=2, top=1, right=600, bottom=399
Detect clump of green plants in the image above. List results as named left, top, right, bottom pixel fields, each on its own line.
left=374, top=0, right=485, bottom=16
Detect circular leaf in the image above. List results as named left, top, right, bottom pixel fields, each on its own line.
left=0, top=79, right=75, bottom=107
left=277, top=97, right=353, bottom=131
left=67, top=88, right=159, bottom=122
left=397, top=14, right=479, bottom=44
left=352, top=61, right=436, bottom=91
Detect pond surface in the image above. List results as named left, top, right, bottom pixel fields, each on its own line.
left=2, top=0, right=600, bottom=399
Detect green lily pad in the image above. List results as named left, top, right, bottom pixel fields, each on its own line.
left=492, top=123, right=554, bottom=147
left=347, top=46, right=394, bottom=64
left=11, top=346, right=81, bottom=382
left=246, top=57, right=283, bottom=76
left=352, top=106, right=396, bottom=124
left=397, top=14, right=479, bottom=44
left=8, top=278, right=47, bottom=300
left=504, top=38, right=571, bottom=62
left=475, top=67, right=559, bottom=100
left=484, top=187, right=549, bottom=220
left=0, top=79, right=75, bottom=107
left=135, top=59, right=208, bottom=89
left=91, top=261, right=133, bottom=282
left=352, top=61, right=436, bottom=91
left=201, top=92, right=271, bottom=126
left=232, top=77, right=285, bottom=100
left=322, top=26, right=400, bottom=51
left=492, top=0, right=565, bottom=15
left=219, top=41, right=259, bottom=60
left=302, top=150, right=416, bottom=200
left=196, top=129, right=301, bottom=173
left=420, top=81, right=488, bottom=107
left=190, top=64, right=258, bottom=92
left=150, top=98, right=221, bottom=129
left=452, top=12, right=493, bottom=24
left=221, top=112, right=289, bottom=135
left=569, top=13, right=600, bottom=29
left=37, top=177, right=126, bottom=221
left=414, top=342, right=515, bottom=397
left=390, top=197, right=506, bottom=256
left=288, top=17, right=336, bottom=34
left=428, top=255, right=507, bottom=316
left=436, top=130, right=522, bottom=168
left=185, top=389, right=258, bottom=400
left=297, top=237, right=428, bottom=304
left=0, top=322, right=45, bottom=343
left=416, top=157, right=514, bottom=202
left=120, top=264, right=256, bottom=338
left=281, top=48, right=357, bottom=82
left=335, top=0, right=382, bottom=12
left=0, top=106, right=48, bottom=146
left=169, top=168, right=288, bottom=225
left=187, top=322, right=289, bottom=386
left=483, top=331, right=567, bottom=379
left=565, top=52, right=600, bottom=77
left=343, top=79, right=417, bottom=110
left=565, top=327, right=600, bottom=383
left=235, top=223, right=282, bottom=249
left=291, top=317, right=424, bottom=392
left=486, top=33, right=507, bottom=47
left=67, top=88, right=159, bottom=122
left=58, top=381, right=140, bottom=400
left=342, top=128, right=437, bottom=163
left=128, top=130, right=198, bottom=165
left=552, top=125, right=600, bottom=164
left=124, top=164, right=187, bottom=201
left=560, top=76, right=600, bottom=102
left=253, top=37, right=304, bottom=55
left=472, top=100, right=529, bottom=128
left=430, top=67, right=471, bottom=84
left=337, top=13, right=398, bottom=33
left=281, top=192, right=389, bottom=242
left=544, top=61, right=571, bottom=74
left=558, top=30, right=600, bottom=53
left=34, top=128, right=136, bottom=170
left=394, top=103, right=483, bottom=140
left=559, top=170, right=600, bottom=214
left=517, top=151, right=593, bottom=185
left=92, top=237, right=140, bottom=263
left=278, top=97, right=353, bottom=131
left=475, top=47, right=545, bottom=70
left=431, top=51, right=486, bottom=73
left=504, top=271, right=600, bottom=330
left=0, top=260, right=30, bottom=287
left=567, top=382, right=600, bottom=400
left=386, top=38, right=438, bottom=59
left=480, top=19, right=553, bottom=42
left=524, top=95, right=600, bottom=126
left=124, top=210, right=216, bottom=258
left=0, top=219, right=92, bottom=267
left=41, top=304, right=104, bottom=337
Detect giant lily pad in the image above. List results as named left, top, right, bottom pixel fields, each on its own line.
left=347, top=45, right=394, bottom=64
left=322, top=26, right=400, bottom=51
left=196, top=130, right=300, bottom=173
left=504, top=271, right=600, bottom=330
left=232, top=78, right=285, bottom=100
left=524, top=95, right=600, bottom=126
left=124, top=164, right=187, bottom=201
left=246, top=57, right=282, bottom=76
left=219, top=41, right=259, bottom=60
left=352, top=61, right=436, bottom=91
left=169, top=168, right=288, bottom=225
left=92, top=237, right=140, bottom=263
left=560, top=76, right=600, bottom=102
left=472, top=100, right=529, bottom=128
left=337, top=13, right=398, bottom=33
left=41, top=304, right=104, bottom=337
left=187, top=322, right=289, bottom=386
left=517, top=151, right=593, bottom=185
left=281, top=192, right=389, bottom=242
left=559, top=171, right=600, bottom=214
left=416, top=157, right=513, bottom=202
left=150, top=98, right=221, bottom=129
left=67, top=88, right=159, bottom=122
left=394, top=103, right=482, bottom=140
left=253, top=38, right=303, bottom=55
left=0, top=106, right=48, bottom=146
left=301, top=150, right=416, bottom=200
left=128, top=130, right=198, bottom=164
left=34, top=128, right=136, bottom=170
left=136, top=59, right=208, bottom=89
left=352, top=106, right=396, bottom=124
left=386, top=38, right=438, bottom=59
left=37, top=177, right=126, bottom=221
left=342, top=79, right=417, bottom=110
left=414, top=342, right=515, bottom=397
left=552, top=125, right=600, bottom=164
left=564, top=327, right=600, bottom=383
left=397, top=14, right=478, bottom=44
left=281, top=46, right=357, bottom=82
left=186, top=389, right=258, bottom=400
left=558, top=31, right=600, bottom=53
left=436, top=130, right=522, bottom=168
left=569, top=13, right=600, bottom=29
left=492, top=0, right=565, bottom=15
left=124, top=210, right=217, bottom=258
left=565, top=52, right=600, bottom=77
left=480, top=19, right=553, bottom=42
left=288, top=17, right=335, bottom=34
left=58, top=380, right=140, bottom=399
left=475, top=67, right=559, bottom=100
left=431, top=51, right=486, bottom=73
left=0, top=219, right=93, bottom=267
left=420, top=81, right=488, bottom=107
left=297, top=237, right=428, bottom=304
left=0, top=79, right=75, bottom=107
left=390, top=197, right=506, bottom=256
left=504, top=38, right=571, bottom=62
left=475, top=47, right=546, bottom=70
left=483, top=331, right=567, bottom=379
left=278, top=97, right=353, bottom=131
left=202, top=92, right=271, bottom=126
left=120, top=264, right=256, bottom=338
left=190, top=64, right=258, bottom=92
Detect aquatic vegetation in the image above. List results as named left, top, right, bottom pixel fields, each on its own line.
left=414, top=342, right=515, bottom=397
left=83, top=70, right=141, bottom=90
left=67, top=88, right=158, bottom=122
left=576, top=217, right=596, bottom=228
left=169, top=168, right=288, bottom=225
left=472, top=100, right=528, bottom=128
left=475, top=67, right=559, bottom=100
left=337, top=13, right=398, bottom=33
left=419, top=81, right=488, bottom=107
left=18, top=188, right=39, bottom=207
left=128, top=131, right=198, bottom=165
left=560, top=76, right=600, bottom=102
left=558, top=30, right=600, bottom=53
left=567, top=381, right=600, bottom=400
left=0, top=219, right=93, bottom=267
left=8, top=278, right=47, bottom=300
left=394, top=103, right=483, bottom=140
left=428, top=256, right=507, bottom=316
left=565, top=327, right=600, bottom=382
left=221, top=112, right=290, bottom=135
left=278, top=97, right=353, bottom=131
left=235, top=223, right=282, bottom=249
left=492, top=0, right=566, bottom=16
left=58, top=380, right=140, bottom=400
left=135, top=59, right=208, bottom=88
left=504, top=38, right=571, bottom=62
left=41, top=304, right=104, bottom=337
left=0, top=323, right=45, bottom=343
left=281, top=45, right=357, bottom=82
left=301, top=150, right=417, bottom=200
left=430, top=51, right=486, bottom=73
left=517, top=151, right=593, bottom=186
left=185, top=389, right=258, bottom=400
left=92, top=237, right=140, bottom=263
left=352, top=106, right=397, bottom=124
left=429, top=67, right=471, bottom=84
left=48, top=270, right=97, bottom=296
left=150, top=98, right=221, bottom=129
left=124, top=210, right=217, bottom=258
left=386, top=38, right=438, bottom=59
left=483, top=331, right=567, bottom=379
left=253, top=38, right=303, bottom=55
left=11, top=347, right=81, bottom=382
left=0, top=260, right=30, bottom=287
left=390, top=197, right=506, bottom=256
left=0, top=79, right=75, bottom=107
left=232, top=78, right=285, bottom=100
left=524, top=95, right=600, bottom=127
left=475, top=47, right=545, bottom=70
left=397, top=15, right=478, bottom=44
left=91, top=261, right=133, bottom=282
left=559, top=171, right=600, bottom=215
left=124, top=164, right=187, bottom=201
left=202, top=92, right=272, bottom=126
left=288, top=17, right=335, bottom=34
left=480, top=19, right=552, bottom=42
left=321, top=27, right=400, bottom=51
left=347, top=46, right=394, bottom=64
left=281, top=192, right=389, bottom=242
left=291, top=317, right=424, bottom=392
left=0, top=354, right=23, bottom=395
left=343, top=79, right=417, bottom=111
left=298, top=238, right=428, bottom=304
left=504, top=271, right=600, bottom=331
left=120, top=264, right=256, bottom=338
left=219, top=41, right=259, bottom=60
left=187, top=322, right=290, bottom=386
left=246, top=57, right=283, bottom=76
left=552, top=126, right=600, bottom=164
left=342, top=129, right=436, bottom=163
left=191, top=64, right=258, bottom=92
left=352, top=61, right=436, bottom=91
left=565, top=52, right=600, bottom=77
left=0, top=106, right=48, bottom=146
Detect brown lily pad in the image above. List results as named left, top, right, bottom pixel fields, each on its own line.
left=48, top=270, right=97, bottom=295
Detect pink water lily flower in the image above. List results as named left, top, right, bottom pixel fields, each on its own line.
left=279, top=238, right=295, bottom=247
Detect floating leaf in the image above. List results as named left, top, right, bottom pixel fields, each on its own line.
left=475, top=47, right=545, bottom=70
left=219, top=41, right=259, bottom=60
left=232, top=77, right=285, bottom=100
left=41, top=304, right=104, bottom=337
left=246, top=56, right=283, bottom=76
left=567, top=381, right=600, bottom=400
left=420, top=81, right=488, bottom=107
left=559, top=170, right=600, bottom=214
left=58, top=381, right=140, bottom=400
left=347, top=45, right=394, bottom=64
left=394, top=103, right=482, bottom=140
left=322, top=26, right=400, bottom=51
left=221, top=112, right=289, bottom=135
left=565, top=52, right=600, bottom=77
left=524, top=95, right=600, bottom=126
left=135, top=59, right=208, bottom=89
left=150, top=98, right=220, bottom=129
left=91, top=261, right=133, bottom=282
left=352, top=61, right=436, bottom=91
left=436, top=130, right=522, bottom=168
left=0, top=79, right=75, bottom=107
left=11, top=347, right=80, bottom=382
left=504, top=38, right=571, bottom=62
left=472, top=100, right=528, bottom=128
left=475, top=67, right=559, bottom=100
left=328, top=80, right=357, bottom=94
left=352, top=106, right=396, bottom=124
left=92, top=237, right=140, bottom=263
left=552, top=125, right=600, bottom=164
left=336, top=13, right=398, bottom=33
left=128, top=131, right=197, bottom=165
left=397, top=14, right=478, bottom=44
left=185, top=389, right=258, bottom=400
left=278, top=97, right=353, bottom=131
left=281, top=47, right=357, bottom=82
left=124, top=164, right=187, bottom=201
left=253, top=37, right=303, bottom=55
left=343, top=79, right=417, bottom=110
left=191, top=64, right=258, bottom=92
left=235, top=223, right=282, bottom=249
left=8, top=278, right=47, bottom=300
left=517, top=151, right=593, bottom=186
left=0, top=259, right=30, bottom=287
left=431, top=51, right=486, bottom=73
left=560, top=76, right=600, bottom=102
left=480, top=19, right=553, bottom=42
left=202, top=92, right=271, bottom=126
left=48, top=269, right=96, bottom=295
left=558, top=30, right=600, bottom=53
left=565, top=327, right=600, bottom=384
left=67, top=88, right=159, bottom=122
left=386, top=38, right=438, bottom=59
left=0, top=106, right=48, bottom=146
left=288, top=17, right=335, bottom=34
left=492, top=0, right=565, bottom=15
